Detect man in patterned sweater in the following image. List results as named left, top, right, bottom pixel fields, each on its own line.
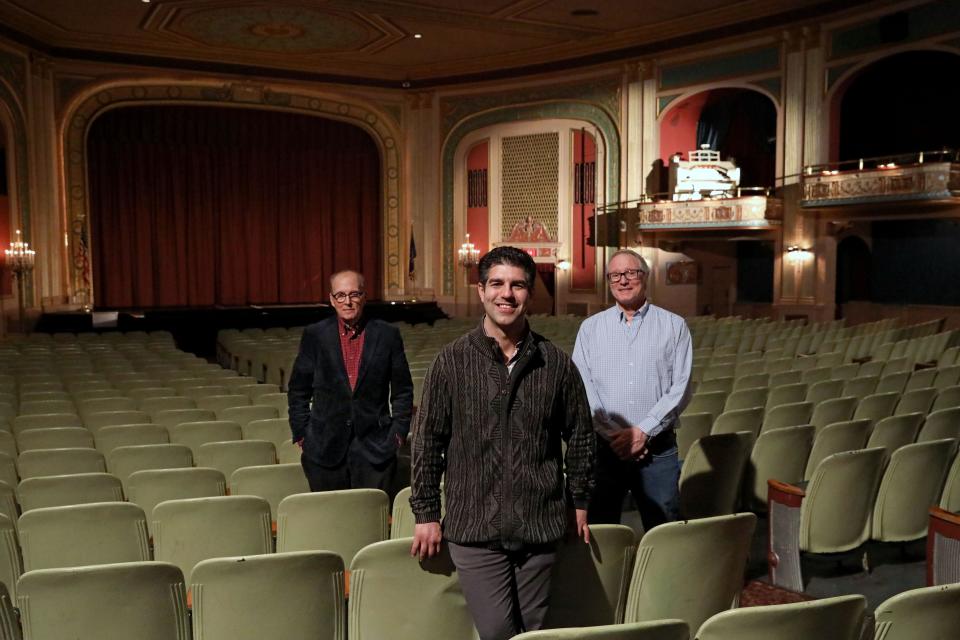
left=410, top=246, right=596, bottom=640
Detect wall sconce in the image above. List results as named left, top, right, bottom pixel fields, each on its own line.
left=556, top=258, right=572, bottom=272
left=786, top=245, right=813, bottom=263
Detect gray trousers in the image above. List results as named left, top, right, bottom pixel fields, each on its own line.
left=448, top=541, right=557, bottom=640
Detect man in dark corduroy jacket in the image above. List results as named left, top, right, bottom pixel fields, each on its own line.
left=410, top=246, right=596, bottom=640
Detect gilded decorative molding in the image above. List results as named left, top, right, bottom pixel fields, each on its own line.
left=801, top=163, right=959, bottom=207
left=631, top=195, right=782, bottom=230
left=440, top=101, right=620, bottom=296
left=55, top=76, right=99, bottom=114
left=438, top=75, right=621, bottom=141
left=62, top=81, right=404, bottom=306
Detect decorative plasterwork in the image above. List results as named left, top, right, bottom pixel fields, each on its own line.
left=0, top=72, right=30, bottom=237
left=0, top=50, right=26, bottom=100
left=801, top=163, right=960, bottom=207
left=440, top=100, right=621, bottom=296
left=62, top=81, right=404, bottom=306
left=632, top=195, right=782, bottom=230
left=438, top=76, right=621, bottom=142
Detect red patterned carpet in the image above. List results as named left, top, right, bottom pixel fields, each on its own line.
left=739, top=580, right=814, bottom=607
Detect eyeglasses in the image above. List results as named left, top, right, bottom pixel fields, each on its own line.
left=606, top=269, right=645, bottom=283
left=331, top=291, right=365, bottom=303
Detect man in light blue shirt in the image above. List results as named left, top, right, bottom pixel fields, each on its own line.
left=572, top=249, right=692, bottom=528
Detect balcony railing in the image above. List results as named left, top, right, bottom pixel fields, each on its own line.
left=801, top=150, right=960, bottom=208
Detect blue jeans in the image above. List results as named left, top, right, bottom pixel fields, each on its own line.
left=588, top=430, right=681, bottom=531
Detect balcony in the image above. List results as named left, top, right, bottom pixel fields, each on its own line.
left=597, top=189, right=782, bottom=245
left=801, top=151, right=960, bottom=209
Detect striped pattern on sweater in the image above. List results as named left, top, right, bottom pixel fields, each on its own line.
left=410, top=324, right=596, bottom=548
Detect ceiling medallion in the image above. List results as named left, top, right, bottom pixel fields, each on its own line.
left=174, top=6, right=370, bottom=53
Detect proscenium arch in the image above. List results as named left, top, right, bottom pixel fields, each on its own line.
left=657, top=83, right=783, bottom=187
left=441, top=101, right=620, bottom=296
left=61, top=81, right=404, bottom=307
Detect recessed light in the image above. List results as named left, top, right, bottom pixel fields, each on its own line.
left=413, top=33, right=422, bottom=39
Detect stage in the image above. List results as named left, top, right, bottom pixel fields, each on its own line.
left=35, top=301, right=448, bottom=357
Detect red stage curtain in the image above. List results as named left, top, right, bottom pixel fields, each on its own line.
left=88, top=106, right=381, bottom=308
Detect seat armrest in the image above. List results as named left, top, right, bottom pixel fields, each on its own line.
left=927, top=506, right=960, bottom=586
left=768, top=479, right=806, bottom=592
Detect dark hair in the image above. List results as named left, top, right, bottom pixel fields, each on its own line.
left=478, top=246, right=537, bottom=288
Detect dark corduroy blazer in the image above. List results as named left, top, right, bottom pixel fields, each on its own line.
left=287, top=317, right=413, bottom=466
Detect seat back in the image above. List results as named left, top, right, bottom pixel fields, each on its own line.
left=83, top=410, right=152, bottom=434
left=711, top=408, right=763, bottom=438
left=107, top=443, right=194, bottom=488
left=765, top=384, right=807, bottom=412
left=918, top=407, right=960, bottom=442
left=190, top=551, right=345, bottom=640
left=390, top=486, right=416, bottom=539
left=277, top=489, right=389, bottom=567
left=804, top=419, right=871, bottom=481
left=242, top=417, right=292, bottom=449
left=694, top=594, right=865, bottom=640
left=12, top=413, right=82, bottom=434
left=876, top=372, right=910, bottom=395
left=874, top=583, right=960, bottom=640
left=126, top=467, right=227, bottom=537
left=682, top=392, right=727, bottom=421
left=895, top=388, right=937, bottom=416
left=872, top=439, right=956, bottom=542
left=16, top=427, right=93, bottom=452
left=810, top=397, right=857, bottom=432
left=16, top=472, right=123, bottom=513
left=514, top=620, right=689, bottom=640
left=931, top=385, right=960, bottom=412
left=152, top=495, right=273, bottom=583
left=94, top=424, right=169, bottom=454
left=852, top=391, right=900, bottom=425
left=543, top=525, right=637, bottom=628
left=623, top=513, right=756, bottom=632
left=743, top=425, right=815, bottom=512
left=761, top=401, right=813, bottom=433
left=800, top=448, right=887, bottom=553
left=140, top=396, right=196, bottom=416
left=940, top=451, right=960, bottom=512
left=679, top=432, right=753, bottom=519
left=195, top=394, right=251, bottom=414
left=349, top=539, right=476, bottom=640
left=18, top=502, right=150, bottom=571
left=16, top=447, right=106, bottom=480
left=805, top=380, right=843, bottom=405
left=196, top=440, right=276, bottom=479
left=152, top=408, right=217, bottom=429
left=229, top=463, right=309, bottom=522
left=16, top=561, right=190, bottom=640
left=169, top=420, right=243, bottom=456
left=866, top=413, right=925, bottom=458
left=218, top=405, right=279, bottom=426
left=841, top=376, right=879, bottom=401
left=733, top=373, right=768, bottom=391
left=677, top=413, right=712, bottom=461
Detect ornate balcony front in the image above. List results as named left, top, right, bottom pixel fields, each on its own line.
left=801, top=151, right=960, bottom=209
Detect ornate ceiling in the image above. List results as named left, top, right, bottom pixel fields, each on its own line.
left=0, top=0, right=863, bottom=86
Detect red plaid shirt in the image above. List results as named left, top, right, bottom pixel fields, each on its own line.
left=339, top=318, right=366, bottom=391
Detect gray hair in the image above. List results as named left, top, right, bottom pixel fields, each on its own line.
left=607, top=249, right=650, bottom=274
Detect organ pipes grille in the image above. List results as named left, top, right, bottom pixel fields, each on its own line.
left=468, top=169, right=487, bottom=208
left=500, top=132, right=559, bottom=241
left=575, top=161, right=596, bottom=205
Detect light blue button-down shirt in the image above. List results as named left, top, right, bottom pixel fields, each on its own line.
left=572, top=301, right=693, bottom=439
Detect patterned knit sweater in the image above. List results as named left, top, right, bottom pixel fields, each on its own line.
left=410, top=324, right=596, bottom=549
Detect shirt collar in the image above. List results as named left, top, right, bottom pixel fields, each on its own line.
left=480, top=316, right=530, bottom=363
left=616, top=299, right=651, bottom=324
left=338, top=316, right=365, bottom=338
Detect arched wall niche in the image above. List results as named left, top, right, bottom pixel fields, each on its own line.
left=440, top=101, right=620, bottom=297
left=451, top=119, right=607, bottom=314
left=825, top=45, right=960, bottom=163
left=0, top=74, right=30, bottom=306
left=60, top=79, right=405, bottom=307
left=657, top=82, right=782, bottom=189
